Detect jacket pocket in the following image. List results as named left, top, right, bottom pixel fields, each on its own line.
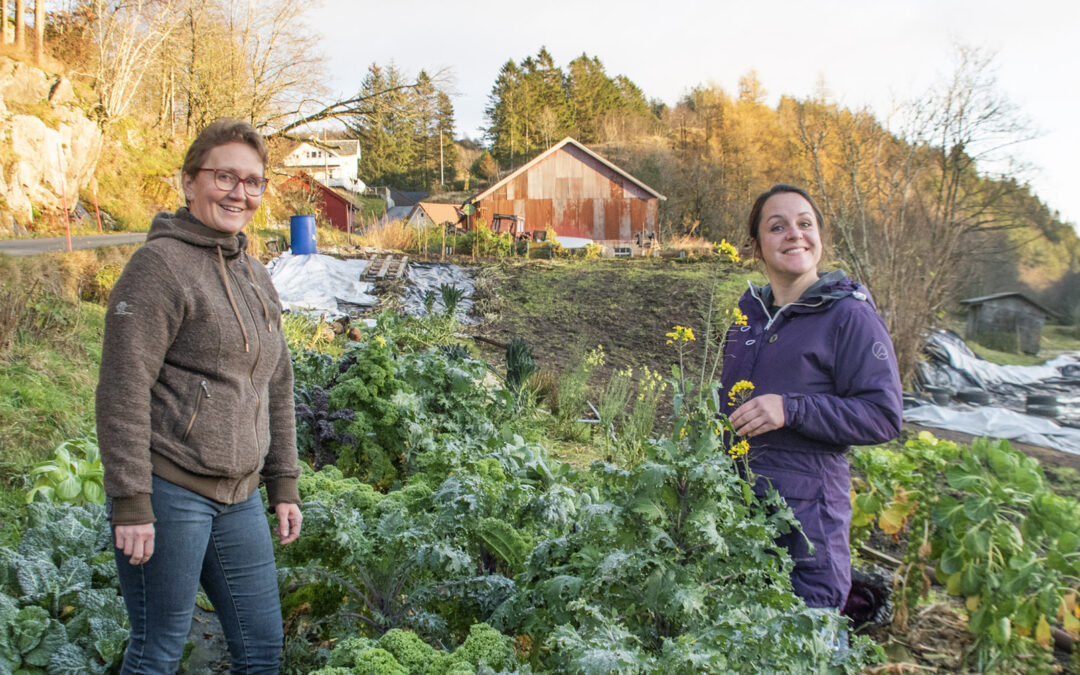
left=181, top=380, right=211, bottom=442
left=757, top=466, right=830, bottom=570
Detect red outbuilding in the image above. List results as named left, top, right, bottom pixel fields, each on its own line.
left=278, top=173, right=363, bottom=233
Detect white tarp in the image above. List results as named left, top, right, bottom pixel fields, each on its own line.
left=904, top=404, right=1080, bottom=455
left=266, top=252, right=376, bottom=318
left=925, top=329, right=1070, bottom=387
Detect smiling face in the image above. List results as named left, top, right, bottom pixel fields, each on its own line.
left=181, top=142, right=263, bottom=235
left=753, top=191, right=822, bottom=286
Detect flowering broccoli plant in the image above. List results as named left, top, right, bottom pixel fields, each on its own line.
left=665, top=291, right=757, bottom=477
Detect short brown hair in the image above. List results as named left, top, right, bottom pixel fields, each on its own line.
left=181, top=119, right=268, bottom=179
left=747, top=184, right=825, bottom=244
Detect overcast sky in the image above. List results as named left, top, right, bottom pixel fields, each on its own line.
left=310, top=0, right=1080, bottom=225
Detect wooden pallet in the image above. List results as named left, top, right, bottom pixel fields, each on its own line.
left=364, top=254, right=409, bottom=281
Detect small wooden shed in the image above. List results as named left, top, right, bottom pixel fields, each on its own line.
left=959, top=292, right=1058, bottom=355
left=463, top=137, right=665, bottom=242
left=407, top=202, right=464, bottom=229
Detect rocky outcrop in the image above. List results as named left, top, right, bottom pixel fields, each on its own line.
left=0, top=56, right=102, bottom=227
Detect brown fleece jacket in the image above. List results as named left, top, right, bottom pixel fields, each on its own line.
left=96, top=209, right=300, bottom=525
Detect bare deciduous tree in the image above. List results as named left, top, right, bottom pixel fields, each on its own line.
left=33, top=0, right=43, bottom=62
left=14, top=0, right=24, bottom=50
left=92, top=0, right=184, bottom=121
left=795, top=46, right=1035, bottom=382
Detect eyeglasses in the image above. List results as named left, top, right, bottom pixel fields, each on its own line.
left=198, top=168, right=269, bottom=196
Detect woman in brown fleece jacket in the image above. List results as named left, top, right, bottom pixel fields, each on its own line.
left=96, top=119, right=300, bottom=674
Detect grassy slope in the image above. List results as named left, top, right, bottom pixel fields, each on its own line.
left=0, top=301, right=103, bottom=472
left=476, top=257, right=758, bottom=378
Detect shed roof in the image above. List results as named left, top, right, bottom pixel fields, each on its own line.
left=959, top=292, right=1059, bottom=319
left=410, top=201, right=463, bottom=226
left=467, top=137, right=666, bottom=203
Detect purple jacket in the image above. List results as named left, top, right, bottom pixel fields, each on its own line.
left=719, top=270, right=902, bottom=607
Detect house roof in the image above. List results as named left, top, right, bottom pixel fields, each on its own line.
left=323, top=139, right=359, bottom=156
left=467, top=137, right=666, bottom=203
left=960, top=292, right=1059, bottom=319
left=409, top=201, right=463, bottom=226
left=279, top=138, right=359, bottom=158
left=388, top=189, right=428, bottom=207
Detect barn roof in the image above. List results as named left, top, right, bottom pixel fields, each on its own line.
left=960, top=292, right=1059, bottom=319
left=468, top=137, right=666, bottom=203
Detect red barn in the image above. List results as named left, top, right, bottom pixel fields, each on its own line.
left=463, top=137, right=665, bottom=242
left=278, top=173, right=362, bottom=233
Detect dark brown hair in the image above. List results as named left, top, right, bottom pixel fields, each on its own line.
left=747, top=183, right=825, bottom=244
left=181, top=119, right=268, bottom=179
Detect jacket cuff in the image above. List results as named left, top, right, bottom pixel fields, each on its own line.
left=783, top=394, right=802, bottom=427
left=110, top=494, right=156, bottom=526
left=265, top=476, right=301, bottom=511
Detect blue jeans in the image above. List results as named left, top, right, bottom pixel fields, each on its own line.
left=112, top=475, right=283, bottom=674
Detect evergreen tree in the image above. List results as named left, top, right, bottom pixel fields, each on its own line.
left=349, top=62, right=416, bottom=187
left=347, top=63, right=455, bottom=190
left=485, top=59, right=525, bottom=166
left=437, top=91, right=459, bottom=186
left=522, top=46, right=571, bottom=150
left=566, top=53, right=622, bottom=142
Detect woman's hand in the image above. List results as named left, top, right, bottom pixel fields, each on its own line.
left=114, top=524, right=155, bottom=565
left=730, top=394, right=786, bottom=438
left=275, top=503, right=302, bottom=545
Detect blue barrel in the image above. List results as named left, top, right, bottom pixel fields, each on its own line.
left=290, top=215, right=317, bottom=254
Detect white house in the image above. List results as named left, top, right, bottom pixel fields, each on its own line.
left=281, top=140, right=365, bottom=192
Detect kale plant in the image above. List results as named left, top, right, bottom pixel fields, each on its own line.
left=492, top=404, right=880, bottom=673
left=294, top=386, right=355, bottom=470
left=0, top=501, right=128, bottom=674
left=278, top=466, right=516, bottom=645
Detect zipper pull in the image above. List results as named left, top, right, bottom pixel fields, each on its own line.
left=200, top=380, right=211, bottom=399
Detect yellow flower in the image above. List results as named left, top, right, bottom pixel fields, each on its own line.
left=716, top=239, right=741, bottom=264
left=728, top=440, right=749, bottom=458
left=584, top=345, right=606, bottom=369
left=728, top=380, right=755, bottom=407
left=732, top=308, right=748, bottom=326
left=375, top=335, right=387, bottom=347
left=665, top=325, right=696, bottom=344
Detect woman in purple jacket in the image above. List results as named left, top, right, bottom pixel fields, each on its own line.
left=720, top=184, right=903, bottom=609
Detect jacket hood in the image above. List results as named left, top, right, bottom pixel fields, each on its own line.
left=749, top=269, right=867, bottom=310
left=147, top=208, right=248, bottom=258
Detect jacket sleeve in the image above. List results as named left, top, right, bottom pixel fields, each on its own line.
left=95, top=248, right=185, bottom=525
left=783, top=303, right=903, bottom=447
left=260, top=280, right=301, bottom=509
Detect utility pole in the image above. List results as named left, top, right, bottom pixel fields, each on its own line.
left=439, top=130, right=444, bottom=188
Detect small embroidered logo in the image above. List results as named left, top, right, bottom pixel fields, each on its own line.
left=114, top=301, right=134, bottom=316
left=872, top=341, right=889, bottom=360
